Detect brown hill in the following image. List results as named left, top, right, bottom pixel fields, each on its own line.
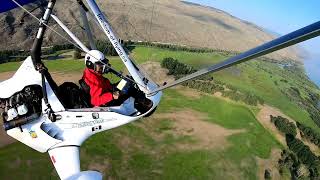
left=0, top=0, right=301, bottom=61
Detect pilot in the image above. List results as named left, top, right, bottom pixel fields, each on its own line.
left=82, top=50, right=119, bottom=106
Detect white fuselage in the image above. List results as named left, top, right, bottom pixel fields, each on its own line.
left=0, top=57, right=162, bottom=179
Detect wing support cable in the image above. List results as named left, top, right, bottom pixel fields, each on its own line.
left=11, top=0, right=58, bottom=121
left=148, top=21, right=320, bottom=95
left=52, top=14, right=144, bottom=86
left=11, top=0, right=85, bottom=56
left=85, top=0, right=148, bottom=92
left=51, top=14, right=90, bottom=52
left=11, top=0, right=147, bottom=89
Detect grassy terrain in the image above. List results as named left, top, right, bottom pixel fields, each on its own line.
left=0, top=46, right=318, bottom=131
left=131, top=46, right=226, bottom=65
left=212, top=61, right=318, bottom=129
left=0, top=46, right=319, bottom=179
left=0, top=55, right=123, bottom=73
left=0, top=88, right=280, bottom=180
left=132, top=46, right=320, bottom=132
left=0, top=143, right=58, bottom=179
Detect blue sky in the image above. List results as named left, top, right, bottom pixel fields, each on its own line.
left=186, top=0, right=320, bottom=56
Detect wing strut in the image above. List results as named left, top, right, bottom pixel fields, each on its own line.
left=85, top=0, right=148, bottom=92
left=148, top=21, right=320, bottom=95
left=77, top=0, right=97, bottom=50
left=51, top=14, right=90, bottom=53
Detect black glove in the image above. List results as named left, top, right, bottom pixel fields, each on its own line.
left=103, top=66, right=123, bottom=77
left=0, top=99, right=5, bottom=109
left=35, top=63, right=48, bottom=73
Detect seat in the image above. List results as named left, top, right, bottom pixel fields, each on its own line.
left=78, top=79, right=93, bottom=108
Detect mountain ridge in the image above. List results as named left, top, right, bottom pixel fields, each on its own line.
left=0, top=0, right=302, bottom=61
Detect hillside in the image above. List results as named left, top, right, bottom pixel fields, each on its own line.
left=0, top=0, right=301, bottom=61
left=0, top=46, right=319, bottom=179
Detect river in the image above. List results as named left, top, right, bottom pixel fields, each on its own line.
left=304, top=56, right=320, bottom=88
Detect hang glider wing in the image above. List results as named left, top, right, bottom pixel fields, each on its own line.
left=149, top=21, right=320, bottom=94
left=0, top=0, right=39, bottom=13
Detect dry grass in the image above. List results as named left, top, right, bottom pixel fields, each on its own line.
left=150, top=109, right=245, bottom=150
left=139, top=61, right=175, bottom=85
left=0, top=0, right=301, bottom=61
left=257, top=105, right=320, bottom=155
left=256, top=148, right=282, bottom=180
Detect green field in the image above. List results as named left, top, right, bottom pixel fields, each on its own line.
left=0, top=46, right=319, bottom=179
left=131, top=47, right=320, bottom=131
left=0, top=89, right=281, bottom=179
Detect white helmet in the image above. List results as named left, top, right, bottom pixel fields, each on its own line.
left=85, top=50, right=109, bottom=71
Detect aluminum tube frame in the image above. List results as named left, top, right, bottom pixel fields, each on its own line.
left=79, top=3, right=96, bottom=50
left=51, top=14, right=90, bottom=53
left=31, top=0, right=56, bottom=66
left=149, top=21, right=320, bottom=94
left=85, top=0, right=147, bottom=91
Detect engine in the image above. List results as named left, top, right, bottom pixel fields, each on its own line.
left=1, top=85, right=43, bottom=130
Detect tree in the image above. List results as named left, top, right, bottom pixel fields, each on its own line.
left=285, top=134, right=319, bottom=172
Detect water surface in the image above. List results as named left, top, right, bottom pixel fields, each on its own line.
left=304, top=57, right=320, bottom=88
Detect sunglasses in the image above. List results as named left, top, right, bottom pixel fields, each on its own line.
left=94, top=59, right=111, bottom=73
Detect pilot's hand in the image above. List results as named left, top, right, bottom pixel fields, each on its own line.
left=35, top=63, right=47, bottom=72
left=0, top=99, right=5, bottom=109
left=113, top=91, right=120, bottom=100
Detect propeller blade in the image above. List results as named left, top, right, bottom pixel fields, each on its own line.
left=148, top=21, right=320, bottom=95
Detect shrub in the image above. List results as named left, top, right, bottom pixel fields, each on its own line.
left=161, top=57, right=264, bottom=106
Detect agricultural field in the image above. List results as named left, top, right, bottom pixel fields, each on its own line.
left=0, top=46, right=319, bottom=179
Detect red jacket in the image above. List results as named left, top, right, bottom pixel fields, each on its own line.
left=82, top=68, right=113, bottom=106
